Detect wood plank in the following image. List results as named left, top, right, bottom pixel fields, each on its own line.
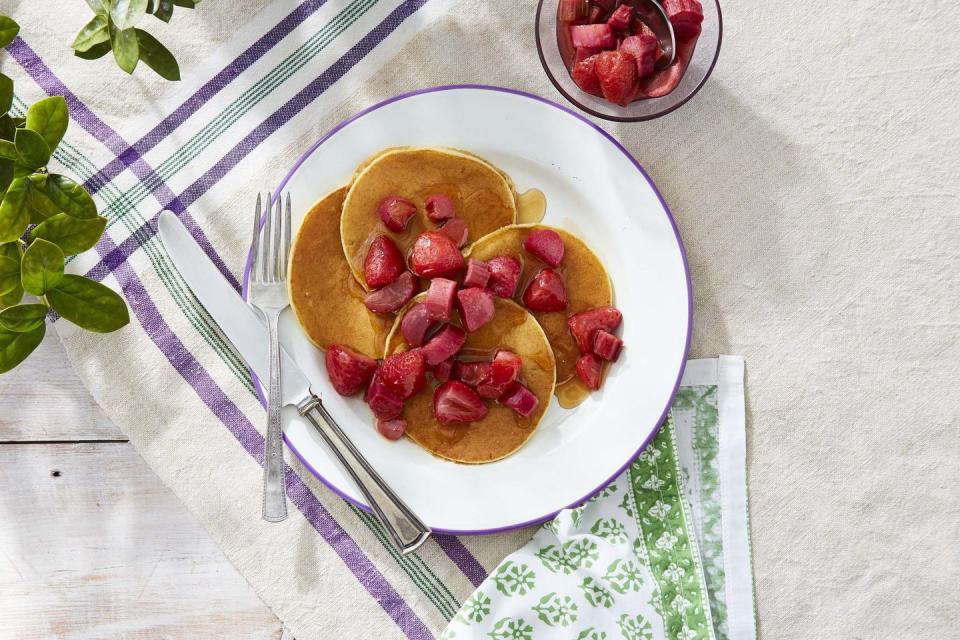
left=0, top=442, right=281, bottom=639
left=0, top=330, right=124, bottom=442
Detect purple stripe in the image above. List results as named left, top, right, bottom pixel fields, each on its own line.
left=8, top=37, right=240, bottom=292
left=82, top=0, right=328, bottom=195
left=433, top=537, right=488, bottom=587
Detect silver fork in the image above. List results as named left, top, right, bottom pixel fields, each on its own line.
left=249, top=192, right=292, bottom=522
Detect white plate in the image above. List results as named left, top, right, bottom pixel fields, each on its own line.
left=265, top=85, right=690, bottom=534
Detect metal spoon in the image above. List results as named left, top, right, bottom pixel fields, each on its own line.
left=631, top=0, right=676, bottom=69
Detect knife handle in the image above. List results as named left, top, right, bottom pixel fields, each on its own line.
left=297, top=395, right=431, bottom=554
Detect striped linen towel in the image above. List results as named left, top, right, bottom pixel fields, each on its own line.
left=2, top=2, right=754, bottom=638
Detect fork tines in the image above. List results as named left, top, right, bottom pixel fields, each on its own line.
left=251, top=192, right=293, bottom=284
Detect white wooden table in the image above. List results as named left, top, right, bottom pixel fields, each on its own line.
left=1, top=331, right=282, bottom=639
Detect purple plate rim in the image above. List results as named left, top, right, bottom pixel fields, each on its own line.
left=241, top=84, right=693, bottom=536
left=534, top=0, right=723, bottom=123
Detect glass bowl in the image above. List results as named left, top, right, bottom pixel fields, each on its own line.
left=535, top=0, right=722, bottom=122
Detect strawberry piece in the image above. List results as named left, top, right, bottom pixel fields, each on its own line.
left=365, top=372, right=404, bottom=420
left=607, top=4, right=633, bottom=31
left=594, top=50, right=638, bottom=106
left=572, top=54, right=603, bottom=96
left=425, top=193, right=455, bottom=222
left=432, top=358, right=453, bottom=383
left=457, top=287, right=496, bottom=332
left=376, top=417, right=407, bottom=440
left=499, top=382, right=539, bottom=417
left=422, top=325, right=466, bottom=366
left=409, top=231, right=465, bottom=279
left=576, top=353, right=604, bottom=390
left=570, top=23, right=615, bottom=49
left=363, top=234, right=406, bottom=289
left=558, top=0, right=587, bottom=22
left=425, top=277, right=458, bottom=322
left=438, top=216, right=469, bottom=249
left=522, top=269, right=569, bottom=312
left=324, top=344, right=377, bottom=396
left=661, top=0, right=704, bottom=40
left=523, top=229, right=565, bottom=267
left=567, top=306, right=623, bottom=353
left=433, top=381, right=489, bottom=424
left=593, top=329, right=623, bottom=362
left=452, top=360, right=491, bottom=387
left=364, top=271, right=417, bottom=314
left=400, top=303, right=434, bottom=347
left=619, top=33, right=658, bottom=79
left=477, top=350, right=522, bottom=399
left=463, top=259, right=490, bottom=289
left=638, top=56, right=687, bottom=98
left=575, top=46, right=601, bottom=63
left=486, top=256, right=522, bottom=298
left=378, top=349, right=426, bottom=400
left=377, top=195, right=417, bottom=232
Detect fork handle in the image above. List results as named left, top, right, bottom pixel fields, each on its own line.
left=262, top=309, right=288, bottom=522
left=297, top=396, right=431, bottom=554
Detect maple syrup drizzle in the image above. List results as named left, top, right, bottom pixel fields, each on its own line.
left=516, top=188, right=547, bottom=224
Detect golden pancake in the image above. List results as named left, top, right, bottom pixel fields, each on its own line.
left=385, top=296, right=556, bottom=464
left=467, top=224, right=613, bottom=407
left=288, top=187, right=393, bottom=358
left=341, top=147, right=518, bottom=290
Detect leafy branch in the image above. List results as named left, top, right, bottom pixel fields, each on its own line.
left=0, top=16, right=129, bottom=374
left=72, top=0, right=201, bottom=81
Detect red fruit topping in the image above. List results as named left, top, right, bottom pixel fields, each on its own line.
left=324, top=344, right=377, bottom=396
left=463, top=259, right=491, bottom=289
left=365, top=373, right=404, bottom=420
left=438, top=216, right=469, bottom=249
left=364, top=271, right=417, bottom=314
left=425, top=193, right=455, bottom=221
left=363, top=234, right=405, bottom=289
left=607, top=4, right=633, bottom=31
left=575, top=46, right=601, bottom=63
left=592, top=0, right=617, bottom=12
left=425, top=277, right=458, bottom=322
left=524, top=229, right=565, bottom=267
left=433, top=381, right=489, bottom=424
left=558, top=0, right=587, bottom=22
left=486, top=256, right=522, bottom=298
left=499, top=382, right=539, bottom=417
left=452, top=360, right=492, bottom=387
left=572, top=55, right=603, bottom=96
left=422, top=324, right=466, bottom=366
left=432, top=358, right=453, bottom=383
left=377, top=195, right=417, bottom=232
left=576, top=353, right=604, bottom=390
left=661, top=0, right=704, bottom=40
left=378, top=349, right=427, bottom=400
left=477, top=350, right=522, bottom=399
left=522, top=269, right=569, bottom=312
left=376, top=417, right=407, bottom=440
left=567, top=306, right=623, bottom=353
left=457, top=287, right=496, bottom=332
left=587, top=4, right=604, bottom=23
left=593, top=329, right=623, bottom=362
left=638, top=56, right=687, bottom=98
left=570, top=23, right=615, bottom=49
left=619, top=33, right=658, bottom=79
left=594, top=50, right=638, bottom=106
left=400, top=303, right=434, bottom=347
left=409, top=231, right=465, bottom=279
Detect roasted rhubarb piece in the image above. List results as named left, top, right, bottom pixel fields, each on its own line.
left=522, top=269, right=569, bottom=312
left=421, top=325, right=466, bottom=366
left=661, top=0, right=704, bottom=40
left=523, top=229, right=565, bottom=267
left=452, top=360, right=491, bottom=387
left=463, top=259, right=491, bottom=289
left=325, top=345, right=377, bottom=396
left=400, top=302, right=435, bottom=347
left=486, top=255, right=522, bottom=298
left=377, top=195, right=417, bottom=232
left=575, top=46, right=602, bottom=63
left=438, top=216, right=469, bottom=248
left=424, top=193, right=455, bottom=221
left=607, top=3, right=633, bottom=31
left=477, top=350, right=523, bottom=399
left=431, top=358, right=453, bottom=383
left=594, top=50, right=638, bottom=106
left=558, top=0, right=587, bottom=22
left=365, top=372, right=404, bottom=420
left=575, top=353, right=604, bottom=390
left=434, top=381, right=489, bottom=424
left=376, top=417, right=407, bottom=440
left=364, top=271, right=417, bottom=313
left=457, top=287, right=496, bottom=332
left=593, top=329, right=623, bottom=361
left=425, top=277, right=458, bottom=322
left=619, top=33, right=658, bottom=79
left=499, top=382, right=539, bottom=417
left=409, top=231, right=465, bottom=279
left=570, top=23, right=615, bottom=49
left=378, top=349, right=427, bottom=400
left=567, top=306, right=623, bottom=353
left=363, top=234, right=405, bottom=289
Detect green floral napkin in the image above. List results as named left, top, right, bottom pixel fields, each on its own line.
left=443, top=357, right=755, bottom=640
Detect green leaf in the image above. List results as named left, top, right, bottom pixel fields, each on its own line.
left=0, top=254, right=18, bottom=295
left=153, top=0, right=174, bottom=22
left=21, top=238, right=64, bottom=295
left=0, top=139, right=15, bottom=160
left=0, top=322, right=44, bottom=373
left=74, top=40, right=113, bottom=60
left=14, top=128, right=51, bottom=169
left=72, top=14, right=111, bottom=52
left=85, top=0, right=108, bottom=14
left=111, top=0, right=149, bottom=30
left=0, top=16, right=20, bottom=49
left=26, top=96, right=69, bottom=151
left=0, top=114, right=15, bottom=141
left=0, top=73, right=12, bottom=114
left=135, top=29, right=180, bottom=81
left=45, top=174, right=97, bottom=219
left=0, top=303, right=48, bottom=332
left=172, top=0, right=198, bottom=7
left=26, top=175, right=62, bottom=223
left=46, top=274, right=130, bottom=333
left=111, top=27, right=139, bottom=74
left=0, top=178, right=30, bottom=242
left=30, top=213, right=106, bottom=256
